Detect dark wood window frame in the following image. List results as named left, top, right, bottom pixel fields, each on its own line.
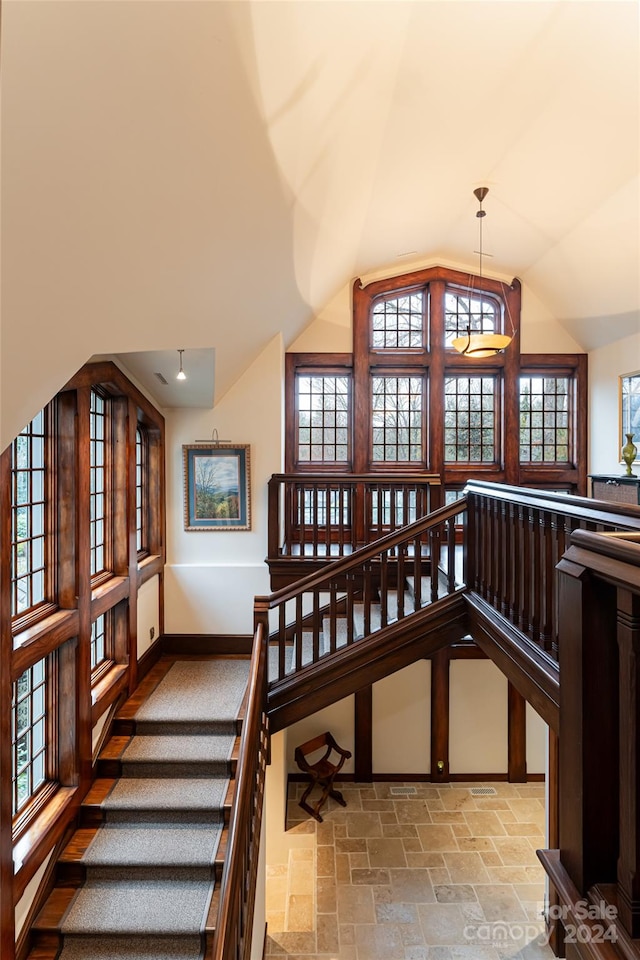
left=0, top=361, right=166, bottom=932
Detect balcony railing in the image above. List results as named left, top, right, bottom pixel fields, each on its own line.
left=465, top=480, right=640, bottom=660
left=267, top=473, right=442, bottom=561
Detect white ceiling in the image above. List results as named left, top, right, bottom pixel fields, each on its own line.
left=1, top=1, right=639, bottom=437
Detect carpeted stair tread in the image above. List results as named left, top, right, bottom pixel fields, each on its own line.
left=58, top=934, right=204, bottom=960
left=133, top=660, right=249, bottom=727
left=103, top=777, right=228, bottom=813
left=61, top=878, right=212, bottom=935
left=83, top=822, right=223, bottom=868
left=122, top=734, right=234, bottom=764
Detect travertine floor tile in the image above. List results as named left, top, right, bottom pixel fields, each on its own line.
left=267, top=781, right=554, bottom=959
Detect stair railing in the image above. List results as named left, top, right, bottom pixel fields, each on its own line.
left=212, top=621, right=269, bottom=960
left=465, top=479, right=640, bottom=660
left=257, top=497, right=467, bottom=683
left=267, top=472, right=442, bottom=560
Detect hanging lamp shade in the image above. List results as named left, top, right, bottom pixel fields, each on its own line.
left=452, top=187, right=514, bottom=358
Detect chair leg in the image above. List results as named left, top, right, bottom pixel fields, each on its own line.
left=299, top=780, right=324, bottom=822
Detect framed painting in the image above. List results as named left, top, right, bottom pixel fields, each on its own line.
left=620, top=371, right=640, bottom=461
left=183, top=444, right=251, bottom=531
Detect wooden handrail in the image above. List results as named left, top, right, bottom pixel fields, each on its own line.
left=270, top=472, right=441, bottom=483
left=212, top=622, right=269, bottom=960
left=466, top=479, right=640, bottom=528
left=257, top=497, right=466, bottom=610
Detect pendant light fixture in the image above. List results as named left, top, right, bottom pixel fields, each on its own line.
left=176, top=349, right=187, bottom=381
left=451, top=187, right=514, bottom=358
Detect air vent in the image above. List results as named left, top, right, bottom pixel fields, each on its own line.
left=390, top=786, right=417, bottom=796
left=154, top=372, right=169, bottom=385
left=470, top=787, right=497, bottom=796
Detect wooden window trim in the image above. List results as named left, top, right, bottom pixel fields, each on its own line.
left=285, top=353, right=354, bottom=473
left=443, top=369, right=502, bottom=469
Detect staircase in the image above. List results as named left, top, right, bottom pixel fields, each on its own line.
left=30, top=656, right=250, bottom=960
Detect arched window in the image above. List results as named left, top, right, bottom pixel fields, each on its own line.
left=286, top=264, right=586, bottom=494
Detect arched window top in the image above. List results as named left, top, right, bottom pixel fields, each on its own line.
left=371, top=289, right=425, bottom=350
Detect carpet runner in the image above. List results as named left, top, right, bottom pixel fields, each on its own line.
left=58, top=658, right=249, bottom=960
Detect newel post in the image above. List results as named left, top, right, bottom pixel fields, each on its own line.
left=555, top=554, right=619, bottom=894
left=617, top=587, right=640, bottom=938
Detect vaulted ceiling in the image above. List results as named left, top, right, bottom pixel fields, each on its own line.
left=1, top=0, right=638, bottom=446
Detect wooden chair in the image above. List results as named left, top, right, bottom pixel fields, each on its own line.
left=294, top=731, right=352, bottom=823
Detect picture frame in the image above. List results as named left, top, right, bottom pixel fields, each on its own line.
left=619, top=371, right=640, bottom=462
left=183, top=443, right=251, bottom=531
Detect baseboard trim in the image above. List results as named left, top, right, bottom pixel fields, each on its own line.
left=137, top=636, right=164, bottom=681
left=161, top=633, right=253, bottom=655
left=287, top=772, right=545, bottom=784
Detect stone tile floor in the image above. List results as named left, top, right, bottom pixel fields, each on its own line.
left=266, top=781, right=553, bottom=959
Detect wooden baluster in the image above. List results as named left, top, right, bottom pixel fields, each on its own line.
left=278, top=603, right=286, bottom=679
left=540, top=513, right=554, bottom=652
left=482, top=497, right=491, bottom=600
left=430, top=526, right=439, bottom=602
left=298, top=483, right=307, bottom=558
left=447, top=516, right=456, bottom=593
left=312, top=486, right=319, bottom=556
left=380, top=551, right=388, bottom=628
left=329, top=581, right=337, bottom=654
left=397, top=542, right=405, bottom=619
left=312, top=588, right=321, bottom=663
left=529, top=508, right=542, bottom=644
left=363, top=561, right=372, bottom=637
left=413, top=535, right=422, bottom=610
left=295, top=594, right=303, bottom=671
left=338, top=485, right=345, bottom=557
left=507, top=501, right=518, bottom=624
left=500, top=500, right=510, bottom=617
left=346, top=573, right=355, bottom=645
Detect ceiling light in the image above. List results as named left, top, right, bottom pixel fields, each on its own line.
left=176, top=349, right=187, bottom=381
left=452, top=187, right=514, bottom=358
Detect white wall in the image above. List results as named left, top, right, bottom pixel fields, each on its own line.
left=164, top=335, right=283, bottom=635
left=285, top=696, right=355, bottom=776
left=449, top=660, right=508, bottom=774
left=588, top=331, right=640, bottom=474
left=373, top=661, right=431, bottom=774
left=526, top=703, right=546, bottom=775
left=137, top=574, right=160, bottom=658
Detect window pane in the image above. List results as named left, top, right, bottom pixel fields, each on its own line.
left=520, top=376, right=571, bottom=464
left=90, top=390, right=108, bottom=576
left=372, top=292, right=425, bottom=349
left=91, top=614, right=107, bottom=671
left=296, top=375, right=351, bottom=463
left=444, top=376, right=497, bottom=463
left=444, top=287, right=501, bottom=347
left=371, top=376, right=423, bottom=462
left=11, top=410, right=48, bottom=619
left=12, top=659, right=47, bottom=815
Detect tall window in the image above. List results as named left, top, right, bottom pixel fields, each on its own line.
left=90, top=390, right=108, bottom=577
left=519, top=375, right=571, bottom=464
left=371, top=375, right=424, bottom=463
left=444, top=375, right=498, bottom=463
left=136, top=426, right=147, bottom=554
left=12, top=659, right=47, bottom=815
left=11, top=409, right=48, bottom=620
left=286, top=266, right=586, bottom=493
left=295, top=373, right=351, bottom=465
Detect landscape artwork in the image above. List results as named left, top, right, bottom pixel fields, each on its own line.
left=183, top=444, right=250, bottom=530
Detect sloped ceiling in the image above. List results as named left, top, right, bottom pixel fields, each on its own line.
left=1, top=0, right=639, bottom=446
